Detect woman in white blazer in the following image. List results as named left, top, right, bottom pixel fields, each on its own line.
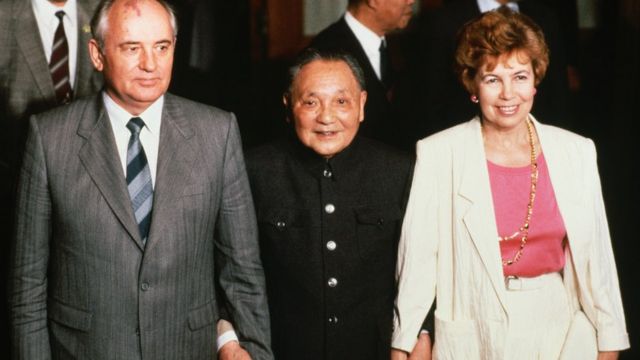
left=390, top=7, right=629, bottom=360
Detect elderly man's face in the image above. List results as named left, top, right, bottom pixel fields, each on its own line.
left=286, top=60, right=367, bottom=158
left=89, top=0, right=175, bottom=115
left=376, top=0, right=415, bottom=33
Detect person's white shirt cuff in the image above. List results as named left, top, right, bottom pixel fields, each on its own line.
left=216, top=330, right=239, bottom=351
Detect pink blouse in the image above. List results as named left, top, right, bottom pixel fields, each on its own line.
left=488, top=153, right=566, bottom=277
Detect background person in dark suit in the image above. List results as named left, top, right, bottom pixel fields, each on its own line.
left=0, top=0, right=103, bottom=167
left=0, top=0, right=102, bottom=353
left=406, top=0, right=571, bottom=138
left=309, top=0, right=416, bottom=150
left=246, top=48, right=429, bottom=360
left=8, top=0, right=272, bottom=358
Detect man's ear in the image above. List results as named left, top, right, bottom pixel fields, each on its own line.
left=283, top=94, right=291, bottom=123
left=88, top=39, right=105, bottom=72
left=359, top=90, right=367, bottom=123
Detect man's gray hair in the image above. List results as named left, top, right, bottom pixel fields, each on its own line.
left=91, top=0, right=179, bottom=48
left=285, top=48, right=366, bottom=99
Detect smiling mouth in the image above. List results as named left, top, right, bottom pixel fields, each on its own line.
left=498, top=105, right=518, bottom=114
left=315, top=131, right=339, bottom=137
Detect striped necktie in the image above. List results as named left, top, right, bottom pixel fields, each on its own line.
left=126, top=117, right=154, bottom=245
left=50, top=11, right=73, bottom=104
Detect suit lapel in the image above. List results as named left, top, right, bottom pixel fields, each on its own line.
left=144, top=94, right=196, bottom=252
left=14, top=0, right=56, bottom=103
left=457, top=118, right=509, bottom=314
left=77, top=96, right=144, bottom=250
left=74, top=0, right=97, bottom=95
left=339, top=19, right=386, bottom=93
left=534, top=119, right=584, bottom=251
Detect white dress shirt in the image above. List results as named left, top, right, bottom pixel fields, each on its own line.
left=477, top=0, right=520, bottom=13
left=31, top=0, right=79, bottom=88
left=103, top=93, right=162, bottom=186
left=344, top=11, right=386, bottom=81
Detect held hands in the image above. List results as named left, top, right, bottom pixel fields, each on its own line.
left=391, top=333, right=432, bottom=360
left=218, top=341, right=252, bottom=360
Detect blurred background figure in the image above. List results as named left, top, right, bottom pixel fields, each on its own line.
left=308, top=0, right=416, bottom=150
left=0, top=0, right=102, bottom=355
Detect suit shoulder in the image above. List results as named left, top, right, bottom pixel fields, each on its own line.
left=246, top=140, right=287, bottom=169
left=166, top=94, right=235, bottom=126
left=309, top=18, right=352, bottom=50
left=33, top=97, right=96, bottom=127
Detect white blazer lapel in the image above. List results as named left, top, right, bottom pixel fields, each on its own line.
left=534, top=118, right=584, bottom=252
left=457, top=118, right=509, bottom=314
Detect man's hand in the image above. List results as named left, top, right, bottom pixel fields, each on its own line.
left=597, top=351, right=619, bottom=360
left=408, top=333, right=432, bottom=360
left=218, top=341, right=251, bottom=360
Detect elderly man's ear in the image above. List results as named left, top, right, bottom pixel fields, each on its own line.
left=358, top=90, right=367, bottom=123
left=283, top=95, right=292, bottom=123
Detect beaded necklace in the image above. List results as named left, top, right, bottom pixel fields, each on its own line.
left=496, top=118, right=538, bottom=266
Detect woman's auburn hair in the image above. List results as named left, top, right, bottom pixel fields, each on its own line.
left=454, top=7, right=549, bottom=93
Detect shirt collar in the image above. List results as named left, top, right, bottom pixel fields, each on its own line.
left=31, top=0, right=78, bottom=28
left=344, top=11, right=385, bottom=55
left=477, top=0, right=519, bottom=13
left=102, top=92, right=164, bottom=135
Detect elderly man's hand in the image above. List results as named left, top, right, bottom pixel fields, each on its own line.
left=218, top=341, right=251, bottom=360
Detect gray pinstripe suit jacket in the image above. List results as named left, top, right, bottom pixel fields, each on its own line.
left=9, top=93, right=273, bottom=359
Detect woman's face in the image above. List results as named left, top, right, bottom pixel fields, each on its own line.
left=475, top=52, right=536, bottom=130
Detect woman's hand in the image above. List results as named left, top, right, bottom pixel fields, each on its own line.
left=391, top=333, right=432, bottom=360
left=408, top=333, right=432, bottom=360
left=597, top=351, right=619, bottom=360
left=390, top=349, right=408, bottom=360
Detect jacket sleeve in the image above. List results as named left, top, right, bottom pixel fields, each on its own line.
left=214, top=113, right=273, bottom=359
left=391, top=139, right=439, bottom=352
left=9, top=116, right=52, bottom=359
left=580, top=139, right=630, bottom=351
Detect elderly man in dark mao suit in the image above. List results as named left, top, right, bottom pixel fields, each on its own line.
left=247, top=49, right=429, bottom=360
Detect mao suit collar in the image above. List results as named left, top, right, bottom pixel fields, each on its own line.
left=287, top=131, right=362, bottom=181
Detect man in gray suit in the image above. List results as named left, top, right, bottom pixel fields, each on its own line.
left=0, top=0, right=103, bottom=177
left=8, top=0, right=272, bottom=358
left=0, top=0, right=102, bottom=352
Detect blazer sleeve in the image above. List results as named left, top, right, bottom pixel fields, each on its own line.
left=8, top=116, right=53, bottom=359
left=581, top=140, right=630, bottom=351
left=391, top=139, right=439, bottom=352
left=214, top=114, right=273, bottom=359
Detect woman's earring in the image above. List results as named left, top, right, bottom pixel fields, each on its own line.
left=470, top=94, right=479, bottom=103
